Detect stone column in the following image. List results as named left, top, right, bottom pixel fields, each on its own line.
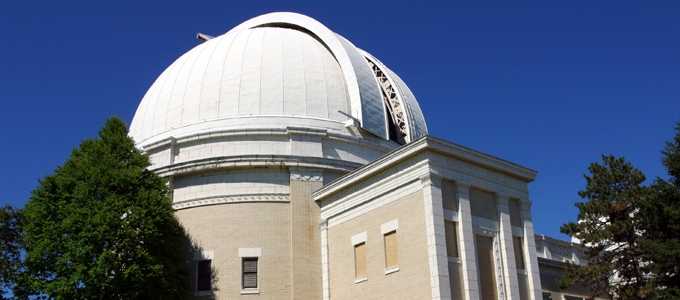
left=420, top=173, right=451, bottom=300
left=289, top=167, right=324, bottom=300
left=519, top=199, right=542, bottom=300
left=495, top=193, right=520, bottom=300
left=454, top=181, right=480, bottom=300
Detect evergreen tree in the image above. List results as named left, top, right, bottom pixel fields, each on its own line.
left=559, top=155, right=650, bottom=299
left=19, top=117, right=189, bottom=299
left=560, top=121, right=680, bottom=299
left=637, top=121, right=680, bottom=298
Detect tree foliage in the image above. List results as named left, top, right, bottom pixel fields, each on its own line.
left=0, top=205, right=23, bottom=299
left=19, top=117, right=190, bottom=299
left=560, top=122, right=680, bottom=299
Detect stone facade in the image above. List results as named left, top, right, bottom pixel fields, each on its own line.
left=129, top=12, right=601, bottom=300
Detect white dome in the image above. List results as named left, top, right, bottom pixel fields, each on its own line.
left=130, top=12, right=427, bottom=148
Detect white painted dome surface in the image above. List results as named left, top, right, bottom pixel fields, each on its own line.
left=130, top=12, right=427, bottom=147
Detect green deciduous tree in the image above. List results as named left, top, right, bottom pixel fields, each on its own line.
left=0, top=205, right=23, bottom=299
left=560, top=122, right=680, bottom=299
left=19, top=117, right=190, bottom=299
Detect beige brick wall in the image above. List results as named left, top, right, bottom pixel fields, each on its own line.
left=177, top=202, right=292, bottom=299
left=327, top=190, right=431, bottom=300
left=289, top=179, right=323, bottom=299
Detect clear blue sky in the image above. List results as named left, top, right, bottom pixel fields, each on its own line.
left=2, top=1, right=679, bottom=239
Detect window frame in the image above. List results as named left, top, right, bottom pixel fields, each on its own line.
left=238, top=248, right=262, bottom=294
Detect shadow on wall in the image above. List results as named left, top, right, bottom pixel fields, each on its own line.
left=180, top=221, right=218, bottom=300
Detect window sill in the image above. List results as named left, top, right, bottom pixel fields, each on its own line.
left=194, top=290, right=211, bottom=297
left=384, top=266, right=399, bottom=275
left=447, top=256, right=461, bottom=264
left=354, top=276, right=367, bottom=284
left=241, top=289, right=260, bottom=295
left=517, top=269, right=527, bottom=275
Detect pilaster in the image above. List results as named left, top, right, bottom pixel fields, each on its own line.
left=420, top=173, right=451, bottom=300
left=289, top=167, right=324, bottom=300
left=319, top=218, right=330, bottom=300
left=495, top=193, right=520, bottom=300
left=454, top=181, right=480, bottom=300
left=519, top=199, right=542, bottom=300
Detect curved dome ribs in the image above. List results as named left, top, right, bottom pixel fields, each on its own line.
left=366, top=58, right=408, bottom=145
left=129, top=12, right=427, bottom=148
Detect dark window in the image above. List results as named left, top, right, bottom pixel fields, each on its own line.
left=242, top=258, right=258, bottom=289
left=197, top=260, right=211, bottom=291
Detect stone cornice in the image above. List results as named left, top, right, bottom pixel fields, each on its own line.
left=172, top=193, right=289, bottom=210
left=150, top=154, right=362, bottom=177
left=314, top=135, right=537, bottom=201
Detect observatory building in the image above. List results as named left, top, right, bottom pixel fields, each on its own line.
left=130, top=12, right=591, bottom=300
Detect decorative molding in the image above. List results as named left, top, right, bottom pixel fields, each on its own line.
left=319, top=218, right=328, bottom=229
left=491, top=233, right=507, bottom=300
left=290, top=173, right=323, bottom=182
left=172, top=193, right=289, bottom=210
left=419, top=172, right=442, bottom=187
left=290, top=167, right=324, bottom=182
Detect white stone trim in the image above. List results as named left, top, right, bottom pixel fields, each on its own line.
left=520, top=200, right=543, bottom=300
left=193, top=250, right=214, bottom=261
left=172, top=193, right=289, bottom=210
left=512, top=226, right=524, bottom=237
left=490, top=233, right=507, bottom=300
left=447, top=256, right=461, bottom=264
left=289, top=167, right=324, bottom=182
left=454, top=181, right=480, bottom=300
left=443, top=209, right=458, bottom=221
left=238, top=248, right=262, bottom=257
left=320, top=219, right=330, bottom=300
left=351, top=232, right=367, bottom=246
left=384, top=266, right=399, bottom=275
left=354, top=276, right=368, bottom=284
left=380, top=219, right=399, bottom=234
left=421, top=173, right=452, bottom=300
left=497, top=192, right=521, bottom=300
left=471, top=216, right=500, bottom=231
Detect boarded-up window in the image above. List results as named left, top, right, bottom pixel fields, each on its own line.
left=354, top=243, right=367, bottom=278
left=470, top=188, right=498, bottom=221
left=197, top=260, right=211, bottom=291
left=442, top=179, right=458, bottom=211
left=445, top=221, right=459, bottom=257
left=509, top=199, right=522, bottom=227
left=476, top=235, right=498, bottom=300
left=513, top=236, right=525, bottom=270
left=242, top=258, right=258, bottom=289
left=384, top=231, right=398, bottom=269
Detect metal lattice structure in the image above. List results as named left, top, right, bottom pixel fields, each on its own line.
left=367, top=58, right=407, bottom=144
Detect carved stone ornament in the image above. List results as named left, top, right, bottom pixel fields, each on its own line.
left=172, top=194, right=289, bottom=210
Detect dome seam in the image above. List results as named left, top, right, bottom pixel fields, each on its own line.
left=180, top=37, right=212, bottom=126
left=216, top=30, right=239, bottom=119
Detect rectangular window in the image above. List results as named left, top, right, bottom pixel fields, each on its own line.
left=354, top=242, right=367, bottom=278
left=476, top=235, right=498, bottom=300
left=445, top=221, right=459, bottom=257
left=384, top=231, right=398, bottom=269
left=242, top=258, right=258, bottom=289
left=197, top=260, right=211, bottom=291
left=513, top=236, right=525, bottom=270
